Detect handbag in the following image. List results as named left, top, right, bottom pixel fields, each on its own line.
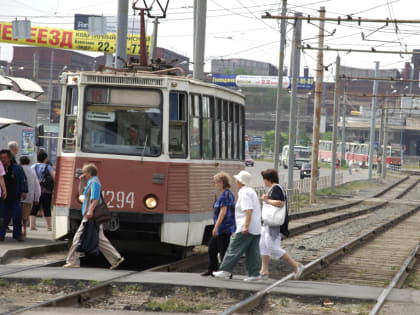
left=93, top=193, right=111, bottom=224
left=86, top=181, right=111, bottom=224
left=261, top=184, right=286, bottom=226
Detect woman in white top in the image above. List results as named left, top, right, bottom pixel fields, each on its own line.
left=259, top=168, right=303, bottom=280
left=213, top=170, right=262, bottom=282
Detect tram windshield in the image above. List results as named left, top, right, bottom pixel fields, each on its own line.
left=82, top=87, right=162, bottom=156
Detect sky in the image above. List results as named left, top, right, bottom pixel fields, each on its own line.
left=1, top=0, right=419, bottom=81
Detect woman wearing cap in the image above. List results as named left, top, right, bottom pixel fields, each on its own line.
left=259, top=169, right=303, bottom=280
left=201, top=172, right=236, bottom=277
left=213, top=170, right=262, bottom=282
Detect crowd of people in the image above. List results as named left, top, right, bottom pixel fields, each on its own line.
left=202, top=169, right=304, bottom=281
left=0, top=141, right=54, bottom=242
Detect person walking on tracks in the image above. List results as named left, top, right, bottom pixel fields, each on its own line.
left=0, top=150, right=27, bottom=241
left=259, top=169, right=303, bottom=280
left=213, top=170, right=262, bottom=282
left=19, top=156, right=41, bottom=237
left=30, top=151, right=54, bottom=231
left=201, top=172, right=236, bottom=277
left=64, top=163, right=124, bottom=269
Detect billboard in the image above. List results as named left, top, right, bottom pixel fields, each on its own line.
left=74, top=14, right=140, bottom=34
left=212, top=74, right=314, bottom=89
left=0, top=22, right=150, bottom=55
left=21, top=129, right=34, bottom=156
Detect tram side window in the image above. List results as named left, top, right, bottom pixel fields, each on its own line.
left=190, top=94, right=202, bottom=159
left=239, top=105, right=245, bottom=159
left=169, top=92, right=187, bottom=158
left=63, top=86, right=78, bottom=152
left=214, top=99, right=222, bottom=159
left=202, top=96, right=214, bottom=159
left=221, top=101, right=228, bottom=159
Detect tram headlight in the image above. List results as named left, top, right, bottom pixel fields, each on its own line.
left=78, top=194, right=85, bottom=204
left=144, top=195, right=158, bottom=209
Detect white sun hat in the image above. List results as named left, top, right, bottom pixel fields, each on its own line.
left=233, top=170, right=252, bottom=186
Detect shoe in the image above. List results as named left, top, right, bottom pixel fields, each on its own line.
left=213, top=270, right=232, bottom=279
left=63, top=263, right=80, bottom=268
left=110, top=257, right=125, bottom=270
left=30, top=227, right=37, bottom=231
left=294, top=263, right=304, bottom=280
left=258, top=273, right=269, bottom=280
left=200, top=271, right=214, bottom=277
left=244, top=276, right=261, bottom=282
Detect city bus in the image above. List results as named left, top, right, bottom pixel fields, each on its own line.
left=281, top=145, right=311, bottom=169
left=51, top=70, right=245, bottom=256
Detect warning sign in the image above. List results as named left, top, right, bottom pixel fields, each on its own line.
left=0, top=22, right=150, bottom=54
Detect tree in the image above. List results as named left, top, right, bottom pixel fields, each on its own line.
left=263, top=130, right=288, bottom=152
left=320, top=131, right=332, bottom=141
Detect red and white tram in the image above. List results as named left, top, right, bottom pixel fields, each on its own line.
left=51, top=70, right=245, bottom=256
left=319, top=140, right=401, bottom=167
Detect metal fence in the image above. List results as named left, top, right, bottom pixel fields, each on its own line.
left=254, top=173, right=344, bottom=214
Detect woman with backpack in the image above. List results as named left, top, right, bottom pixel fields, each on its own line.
left=29, top=151, right=55, bottom=231
left=201, top=172, right=236, bottom=277
left=259, top=169, right=303, bottom=280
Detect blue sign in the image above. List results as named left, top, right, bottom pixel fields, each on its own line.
left=74, top=14, right=99, bottom=30
left=212, top=74, right=237, bottom=87
left=249, top=136, right=263, bottom=145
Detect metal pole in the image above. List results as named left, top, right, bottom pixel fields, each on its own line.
left=274, top=0, right=287, bottom=170
left=331, top=55, right=340, bottom=189
left=48, top=50, right=54, bottom=102
left=382, top=107, right=388, bottom=178
left=149, top=17, right=159, bottom=63
left=309, top=7, right=326, bottom=204
left=193, top=0, right=198, bottom=63
left=116, top=0, right=128, bottom=69
left=340, top=91, right=347, bottom=166
left=378, top=102, right=385, bottom=175
left=287, top=12, right=302, bottom=193
left=193, top=0, right=207, bottom=80
left=33, top=49, right=39, bottom=81
left=368, top=61, right=380, bottom=180
left=139, top=9, right=148, bottom=66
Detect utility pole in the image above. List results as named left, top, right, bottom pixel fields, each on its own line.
left=331, top=55, right=340, bottom=189
left=274, top=0, right=287, bottom=170
left=309, top=7, right=326, bottom=204
left=116, top=0, right=128, bottom=69
left=295, top=99, right=300, bottom=145
left=368, top=61, right=380, bottom=180
left=287, top=12, right=302, bottom=194
left=382, top=107, right=389, bottom=178
left=340, top=92, right=347, bottom=166
left=193, top=0, right=207, bottom=80
left=48, top=50, right=54, bottom=103
left=378, top=103, right=385, bottom=175
left=32, top=49, right=39, bottom=81
left=149, top=17, right=159, bottom=63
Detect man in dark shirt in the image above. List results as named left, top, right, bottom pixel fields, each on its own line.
left=0, top=150, right=27, bottom=241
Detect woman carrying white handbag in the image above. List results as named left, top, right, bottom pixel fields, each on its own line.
left=259, top=169, right=303, bottom=280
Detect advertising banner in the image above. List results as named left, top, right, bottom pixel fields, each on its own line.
left=212, top=74, right=314, bottom=89
left=21, top=128, right=34, bottom=156
left=74, top=14, right=140, bottom=34
left=0, top=22, right=150, bottom=55
left=212, top=74, right=237, bottom=87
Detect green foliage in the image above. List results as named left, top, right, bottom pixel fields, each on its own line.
left=263, top=130, right=288, bottom=152
left=0, top=279, right=8, bottom=287
left=39, top=278, right=55, bottom=286
left=320, top=131, right=332, bottom=141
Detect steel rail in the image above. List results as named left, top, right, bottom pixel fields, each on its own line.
left=222, top=203, right=420, bottom=314
left=369, top=243, right=420, bottom=315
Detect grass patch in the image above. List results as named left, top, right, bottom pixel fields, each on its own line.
left=39, top=278, right=55, bottom=286
left=89, top=280, right=101, bottom=286
left=402, top=163, right=420, bottom=169
left=0, top=279, right=8, bottom=287
left=140, top=298, right=212, bottom=313
left=125, top=284, right=142, bottom=293
left=318, top=181, right=375, bottom=196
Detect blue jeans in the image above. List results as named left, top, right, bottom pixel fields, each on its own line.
left=0, top=200, right=22, bottom=239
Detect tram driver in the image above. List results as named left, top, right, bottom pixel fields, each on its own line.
left=126, top=124, right=142, bottom=146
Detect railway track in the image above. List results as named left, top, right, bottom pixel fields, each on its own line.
left=221, top=179, right=420, bottom=314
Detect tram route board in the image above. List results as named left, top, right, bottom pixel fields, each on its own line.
left=0, top=22, right=151, bottom=55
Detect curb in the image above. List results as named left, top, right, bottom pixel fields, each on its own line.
left=0, top=241, right=68, bottom=264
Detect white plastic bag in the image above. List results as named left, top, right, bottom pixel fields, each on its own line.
left=261, top=185, right=286, bottom=226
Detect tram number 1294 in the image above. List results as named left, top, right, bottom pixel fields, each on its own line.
left=103, top=191, right=135, bottom=209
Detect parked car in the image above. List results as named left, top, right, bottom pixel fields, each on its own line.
left=300, top=163, right=312, bottom=179
left=245, top=157, right=255, bottom=167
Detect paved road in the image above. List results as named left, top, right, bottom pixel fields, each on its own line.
left=245, top=161, right=369, bottom=187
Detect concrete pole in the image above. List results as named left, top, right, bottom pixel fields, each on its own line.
left=368, top=61, right=380, bottom=179
left=149, top=17, right=159, bottom=63
left=274, top=0, right=288, bottom=170
left=287, top=13, right=302, bottom=194
left=193, top=0, right=198, bottom=63
left=331, top=55, right=340, bottom=189
left=378, top=104, right=385, bottom=175
left=33, top=49, right=39, bottom=81
left=340, top=92, right=347, bottom=166
left=48, top=50, right=55, bottom=103
left=193, top=0, right=207, bottom=80
left=382, top=107, right=388, bottom=178
left=116, top=0, right=128, bottom=69
left=295, top=100, right=300, bottom=145
left=309, top=7, right=326, bottom=204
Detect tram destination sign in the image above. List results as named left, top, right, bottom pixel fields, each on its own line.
left=0, top=22, right=150, bottom=55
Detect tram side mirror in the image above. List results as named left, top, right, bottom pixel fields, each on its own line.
left=35, top=124, right=44, bottom=147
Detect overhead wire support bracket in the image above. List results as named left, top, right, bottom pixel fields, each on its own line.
left=261, top=14, right=420, bottom=24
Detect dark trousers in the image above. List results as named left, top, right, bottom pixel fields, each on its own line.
left=207, top=233, right=231, bottom=272
left=0, top=200, right=22, bottom=239
left=31, top=193, right=52, bottom=217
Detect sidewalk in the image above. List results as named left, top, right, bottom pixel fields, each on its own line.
left=0, top=219, right=67, bottom=264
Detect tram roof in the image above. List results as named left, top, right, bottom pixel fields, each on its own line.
left=61, top=71, right=245, bottom=101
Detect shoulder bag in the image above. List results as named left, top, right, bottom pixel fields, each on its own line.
left=86, top=181, right=111, bottom=224
left=261, top=184, right=286, bottom=226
